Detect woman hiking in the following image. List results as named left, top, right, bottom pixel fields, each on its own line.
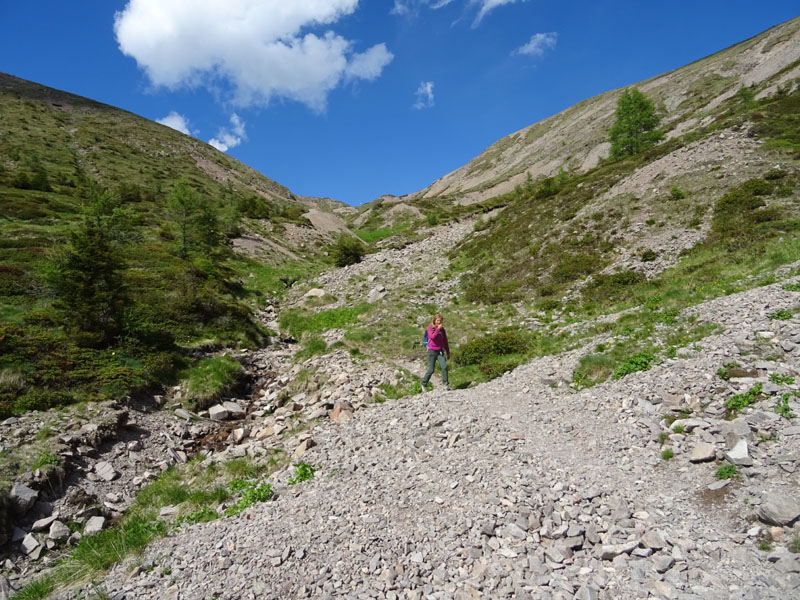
left=421, top=314, right=450, bottom=391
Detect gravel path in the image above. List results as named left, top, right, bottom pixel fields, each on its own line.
left=95, top=281, right=800, bottom=600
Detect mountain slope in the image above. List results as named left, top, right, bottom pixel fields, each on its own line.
left=409, top=16, right=800, bottom=206
left=0, top=73, right=355, bottom=418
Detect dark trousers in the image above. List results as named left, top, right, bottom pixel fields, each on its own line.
left=422, top=350, right=448, bottom=387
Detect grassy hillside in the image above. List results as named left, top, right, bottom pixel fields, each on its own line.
left=0, top=74, right=334, bottom=417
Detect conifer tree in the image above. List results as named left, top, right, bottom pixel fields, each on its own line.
left=609, top=88, right=663, bottom=159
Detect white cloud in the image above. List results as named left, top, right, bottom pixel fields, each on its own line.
left=209, top=114, right=246, bottom=152
left=471, top=0, right=527, bottom=26
left=156, top=111, right=191, bottom=135
left=413, top=81, right=435, bottom=109
left=514, top=32, right=557, bottom=57
left=114, top=0, right=394, bottom=112
left=391, top=0, right=525, bottom=27
left=391, top=0, right=455, bottom=16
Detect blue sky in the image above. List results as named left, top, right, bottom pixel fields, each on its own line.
left=1, top=1, right=797, bottom=206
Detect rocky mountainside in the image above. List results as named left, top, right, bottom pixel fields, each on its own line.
left=3, top=202, right=800, bottom=600
left=408, top=16, right=800, bottom=206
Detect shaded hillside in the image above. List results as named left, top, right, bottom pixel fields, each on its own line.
left=0, top=73, right=351, bottom=417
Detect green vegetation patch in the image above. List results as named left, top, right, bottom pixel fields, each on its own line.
left=279, top=303, right=371, bottom=339
left=179, top=355, right=243, bottom=412
left=726, top=383, right=763, bottom=416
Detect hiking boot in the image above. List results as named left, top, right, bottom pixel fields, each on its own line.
left=443, top=384, right=451, bottom=391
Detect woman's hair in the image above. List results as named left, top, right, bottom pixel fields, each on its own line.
left=431, top=314, right=443, bottom=326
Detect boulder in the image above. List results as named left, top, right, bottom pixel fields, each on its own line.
left=209, top=405, right=229, bottom=421
left=757, top=494, right=800, bottom=526
left=48, top=521, right=71, bottom=543
left=95, top=461, right=119, bottom=482
left=10, top=483, right=38, bottom=515
left=688, top=442, right=716, bottom=463
left=84, top=516, right=106, bottom=536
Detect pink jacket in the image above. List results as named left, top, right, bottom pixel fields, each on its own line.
left=426, top=325, right=450, bottom=354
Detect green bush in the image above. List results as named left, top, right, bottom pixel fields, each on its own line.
left=726, top=383, right=763, bottom=415
left=715, top=464, right=737, bottom=479
left=612, top=351, right=656, bottom=380
left=454, top=331, right=529, bottom=366
left=477, top=355, right=522, bottom=380
left=279, top=304, right=370, bottom=339
left=669, top=187, right=687, bottom=200
left=289, top=462, right=316, bottom=485
left=332, top=234, right=366, bottom=267
left=640, top=249, right=658, bottom=262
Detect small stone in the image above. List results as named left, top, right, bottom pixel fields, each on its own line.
left=708, top=480, right=729, bottom=491
left=222, top=401, right=245, bottom=419
left=31, top=515, right=57, bottom=532
left=293, top=438, right=316, bottom=459
left=724, top=439, right=753, bottom=467
left=574, top=585, right=598, bottom=600
left=174, top=409, right=193, bottom=421
left=545, top=545, right=566, bottom=564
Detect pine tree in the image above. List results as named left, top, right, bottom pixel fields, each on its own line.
left=609, top=88, right=664, bottom=160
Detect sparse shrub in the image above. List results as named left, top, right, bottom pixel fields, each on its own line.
left=783, top=282, right=800, bottom=292
left=551, top=253, right=602, bottom=283
left=763, top=168, right=788, bottom=180
left=426, top=213, right=439, bottom=227
left=790, top=537, right=800, bottom=553
left=535, top=298, right=561, bottom=312
left=775, top=393, right=796, bottom=420
left=289, top=462, right=315, bottom=485
left=640, top=249, right=658, bottom=262
left=769, top=309, right=793, bottom=320
left=178, top=506, right=219, bottom=526
left=661, top=449, right=674, bottom=460
left=224, top=481, right=273, bottom=517
left=573, top=354, right=615, bottom=387
left=725, top=383, right=763, bottom=415
left=672, top=425, right=685, bottom=434
left=770, top=373, right=795, bottom=385
left=669, top=187, right=686, bottom=200
left=758, top=540, right=772, bottom=552
left=296, top=336, right=327, bottom=360
left=715, top=464, right=738, bottom=479
left=180, top=355, right=243, bottom=412
left=612, top=351, right=656, bottom=380
left=31, top=452, right=60, bottom=470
